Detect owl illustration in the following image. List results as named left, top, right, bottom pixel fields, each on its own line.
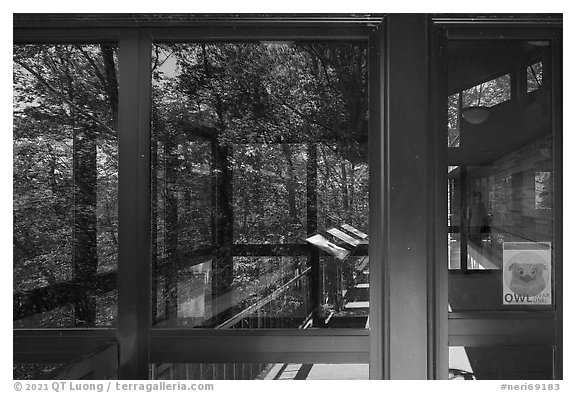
left=508, top=262, right=547, bottom=297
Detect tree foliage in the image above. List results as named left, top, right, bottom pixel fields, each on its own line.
left=151, top=42, right=369, bottom=327
left=14, top=41, right=369, bottom=330
left=13, top=44, right=118, bottom=327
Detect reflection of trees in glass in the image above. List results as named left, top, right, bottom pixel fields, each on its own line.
left=447, top=93, right=460, bottom=147
left=447, top=74, right=511, bottom=148
left=13, top=44, right=118, bottom=327
left=535, top=171, right=552, bottom=210
left=233, top=144, right=307, bottom=244
left=13, top=363, right=62, bottom=380
left=527, top=61, right=543, bottom=93
left=462, top=74, right=511, bottom=108
left=151, top=42, right=368, bottom=326
left=317, top=143, right=369, bottom=232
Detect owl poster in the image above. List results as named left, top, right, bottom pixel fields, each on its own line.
left=503, top=242, right=551, bottom=305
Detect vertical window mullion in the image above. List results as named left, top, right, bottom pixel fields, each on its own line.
left=117, top=29, right=152, bottom=379
left=368, top=22, right=388, bottom=380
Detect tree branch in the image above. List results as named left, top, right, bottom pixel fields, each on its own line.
left=100, top=44, right=119, bottom=118
left=279, top=101, right=335, bottom=138
left=15, top=59, right=117, bottom=138
left=310, top=46, right=340, bottom=95
left=75, top=45, right=107, bottom=91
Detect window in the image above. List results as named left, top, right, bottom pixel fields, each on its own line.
left=447, top=94, right=461, bottom=147
left=447, top=74, right=511, bottom=148
left=461, top=74, right=511, bottom=108
left=13, top=16, right=383, bottom=380
left=535, top=171, right=552, bottom=210
left=13, top=44, right=119, bottom=328
left=151, top=42, right=370, bottom=330
left=527, top=61, right=544, bottom=93
left=446, top=38, right=555, bottom=299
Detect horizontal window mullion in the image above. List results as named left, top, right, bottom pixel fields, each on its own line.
left=150, top=334, right=369, bottom=364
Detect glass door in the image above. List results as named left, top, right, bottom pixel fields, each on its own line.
left=438, top=30, right=562, bottom=380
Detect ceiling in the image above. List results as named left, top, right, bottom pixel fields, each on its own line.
left=445, top=39, right=551, bottom=166
left=446, top=40, right=544, bottom=94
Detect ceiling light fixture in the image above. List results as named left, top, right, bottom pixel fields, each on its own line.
left=462, top=106, right=490, bottom=124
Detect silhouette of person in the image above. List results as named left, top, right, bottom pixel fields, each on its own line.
left=466, top=191, right=489, bottom=247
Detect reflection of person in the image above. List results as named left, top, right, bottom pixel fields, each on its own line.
left=466, top=191, right=489, bottom=246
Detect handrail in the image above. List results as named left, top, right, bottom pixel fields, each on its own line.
left=486, top=226, right=538, bottom=243
left=13, top=272, right=117, bottom=321
left=14, top=243, right=309, bottom=322
left=449, top=225, right=539, bottom=243
left=216, top=266, right=312, bottom=329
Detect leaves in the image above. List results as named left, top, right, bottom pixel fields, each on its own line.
left=13, top=44, right=119, bottom=327
left=152, top=42, right=369, bottom=326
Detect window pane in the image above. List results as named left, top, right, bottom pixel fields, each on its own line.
left=447, top=93, right=460, bottom=147
left=13, top=44, right=119, bottom=328
left=151, top=42, right=369, bottom=328
left=527, top=61, right=543, bottom=93
left=446, top=40, right=554, bottom=312
left=462, top=74, right=511, bottom=108
left=448, top=233, right=461, bottom=270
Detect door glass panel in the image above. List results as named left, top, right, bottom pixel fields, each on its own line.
left=151, top=42, right=369, bottom=328
left=446, top=39, right=555, bottom=312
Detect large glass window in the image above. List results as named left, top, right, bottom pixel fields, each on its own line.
left=151, top=42, right=369, bottom=329
left=13, top=44, right=119, bottom=328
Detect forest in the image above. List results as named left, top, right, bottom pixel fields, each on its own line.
left=13, top=41, right=370, bottom=329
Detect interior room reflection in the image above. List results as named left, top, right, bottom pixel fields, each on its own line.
left=446, top=39, right=554, bottom=379
left=447, top=39, right=552, bottom=278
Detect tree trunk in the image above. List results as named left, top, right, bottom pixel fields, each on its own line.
left=281, top=144, right=300, bottom=233
left=150, top=104, right=159, bottom=322
left=100, top=44, right=118, bottom=126
left=340, top=158, right=349, bottom=219
left=306, top=143, right=320, bottom=322
left=212, top=141, right=234, bottom=325
left=164, top=132, right=179, bottom=321
left=73, top=123, right=98, bottom=326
